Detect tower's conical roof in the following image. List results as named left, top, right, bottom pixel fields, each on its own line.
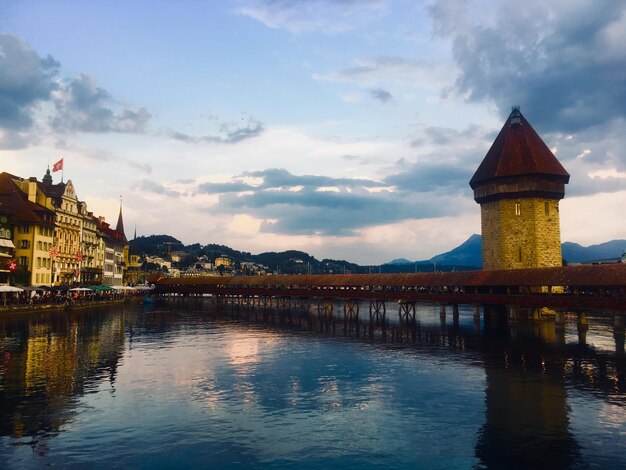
left=470, top=108, right=569, bottom=188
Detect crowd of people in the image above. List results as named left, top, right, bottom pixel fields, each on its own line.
left=1, top=286, right=153, bottom=308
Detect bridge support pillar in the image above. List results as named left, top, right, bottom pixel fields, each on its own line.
left=452, top=303, right=459, bottom=327
left=343, top=300, right=360, bottom=321
left=399, top=302, right=416, bottom=324
left=473, top=305, right=481, bottom=329
left=577, top=313, right=589, bottom=346
left=614, top=313, right=625, bottom=355
left=555, top=310, right=565, bottom=329
left=369, top=300, right=386, bottom=322
left=507, top=305, right=519, bottom=324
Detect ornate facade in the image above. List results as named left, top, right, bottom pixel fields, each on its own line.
left=0, top=168, right=128, bottom=286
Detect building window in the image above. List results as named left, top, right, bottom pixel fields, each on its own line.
left=18, top=225, right=30, bottom=234
left=518, top=247, right=522, bottom=262
left=545, top=201, right=550, bottom=216
left=19, top=256, right=28, bottom=266
left=21, top=240, right=30, bottom=249
left=514, top=202, right=521, bottom=216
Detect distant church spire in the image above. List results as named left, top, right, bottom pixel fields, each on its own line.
left=134, top=224, right=137, bottom=240
left=116, top=196, right=126, bottom=237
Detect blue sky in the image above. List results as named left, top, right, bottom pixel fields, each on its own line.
left=1, top=0, right=625, bottom=263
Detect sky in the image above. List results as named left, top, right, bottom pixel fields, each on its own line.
left=1, top=0, right=625, bottom=264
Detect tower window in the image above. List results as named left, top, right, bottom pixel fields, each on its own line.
left=515, top=202, right=521, bottom=216
left=545, top=201, right=550, bottom=216
left=518, top=247, right=522, bottom=262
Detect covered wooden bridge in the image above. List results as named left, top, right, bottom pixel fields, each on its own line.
left=154, top=263, right=626, bottom=314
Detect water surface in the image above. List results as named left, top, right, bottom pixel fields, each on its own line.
left=0, top=301, right=624, bottom=468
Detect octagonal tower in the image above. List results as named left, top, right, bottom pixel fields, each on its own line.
left=470, top=107, right=569, bottom=270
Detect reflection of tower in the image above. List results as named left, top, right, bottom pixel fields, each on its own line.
left=475, top=349, right=580, bottom=468
left=470, top=108, right=570, bottom=270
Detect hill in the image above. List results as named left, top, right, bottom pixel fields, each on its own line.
left=129, top=234, right=625, bottom=274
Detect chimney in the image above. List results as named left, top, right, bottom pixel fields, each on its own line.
left=27, top=177, right=37, bottom=203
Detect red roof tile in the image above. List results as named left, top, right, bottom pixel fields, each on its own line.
left=470, top=108, right=570, bottom=188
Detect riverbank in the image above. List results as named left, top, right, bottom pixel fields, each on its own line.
left=0, top=297, right=143, bottom=316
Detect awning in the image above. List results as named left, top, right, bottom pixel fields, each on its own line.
left=0, top=239, right=15, bottom=248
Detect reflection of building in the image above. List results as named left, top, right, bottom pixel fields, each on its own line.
left=475, top=349, right=579, bottom=468
left=0, top=312, right=125, bottom=441
left=470, top=108, right=570, bottom=270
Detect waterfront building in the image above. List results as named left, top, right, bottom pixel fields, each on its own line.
left=0, top=173, right=55, bottom=286
left=0, top=200, right=15, bottom=285
left=79, top=204, right=102, bottom=285
left=470, top=108, right=569, bottom=270
left=44, top=179, right=84, bottom=284
left=0, top=168, right=129, bottom=286
left=98, top=217, right=127, bottom=286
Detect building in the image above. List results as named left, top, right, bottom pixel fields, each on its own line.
left=470, top=107, right=570, bottom=270
left=0, top=173, right=56, bottom=286
left=98, top=216, right=127, bottom=286
left=0, top=202, right=15, bottom=285
left=44, top=178, right=84, bottom=285
left=79, top=205, right=102, bottom=285
left=215, top=256, right=232, bottom=267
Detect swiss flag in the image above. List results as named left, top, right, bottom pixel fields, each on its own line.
left=8, top=259, right=16, bottom=272
left=52, top=158, right=63, bottom=172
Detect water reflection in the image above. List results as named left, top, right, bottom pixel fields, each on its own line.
left=0, top=308, right=125, bottom=454
left=0, top=300, right=624, bottom=468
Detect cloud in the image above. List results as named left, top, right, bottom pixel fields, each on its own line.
left=169, top=116, right=264, bottom=144
left=370, top=88, right=393, bottom=102
left=235, top=0, right=388, bottom=33
left=314, top=56, right=454, bottom=90
left=0, top=34, right=59, bottom=148
left=195, top=168, right=462, bottom=235
left=50, top=74, right=151, bottom=133
left=136, top=179, right=182, bottom=198
left=429, top=0, right=626, bottom=133
left=385, top=161, right=473, bottom=193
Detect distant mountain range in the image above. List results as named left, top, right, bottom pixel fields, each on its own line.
left=387, top=234, right=626, bottom=268
left=131, top=233, right=625, bottom=274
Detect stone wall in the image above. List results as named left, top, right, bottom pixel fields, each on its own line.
left=481, top=197, right=563, bottom=270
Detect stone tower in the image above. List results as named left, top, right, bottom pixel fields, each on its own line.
left=470, top=107, right=569, bottom=270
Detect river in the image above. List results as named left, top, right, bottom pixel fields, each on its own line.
left=0, top=300, right=625, bottom=469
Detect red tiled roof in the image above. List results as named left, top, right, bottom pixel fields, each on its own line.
left=157, top=263, right=626, bottom=288
left=0, top=173, right=55, bottom=225
left=470, top=109, right=570, bottom=188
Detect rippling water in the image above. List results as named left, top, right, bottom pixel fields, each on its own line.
left=0, top=301, right=625, bottom=469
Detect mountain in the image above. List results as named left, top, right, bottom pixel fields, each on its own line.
left=130, top=232, right=624, bottom=274
left=385, top=235, right=625, bottom=268
left=562, top=240, right=626, bottom=263
left=429, top=234, right=483, bottom=267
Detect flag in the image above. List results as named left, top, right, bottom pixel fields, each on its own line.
left=8, top=259, right=16, bottom=272
left=52, top=158, right=63, bottom=172
left=76, top=250, right=83, bottom=262
left=48, top=245, right=58, bottom=259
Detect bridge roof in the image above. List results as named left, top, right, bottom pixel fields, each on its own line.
left=159, top=264, right=626, bottom=288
